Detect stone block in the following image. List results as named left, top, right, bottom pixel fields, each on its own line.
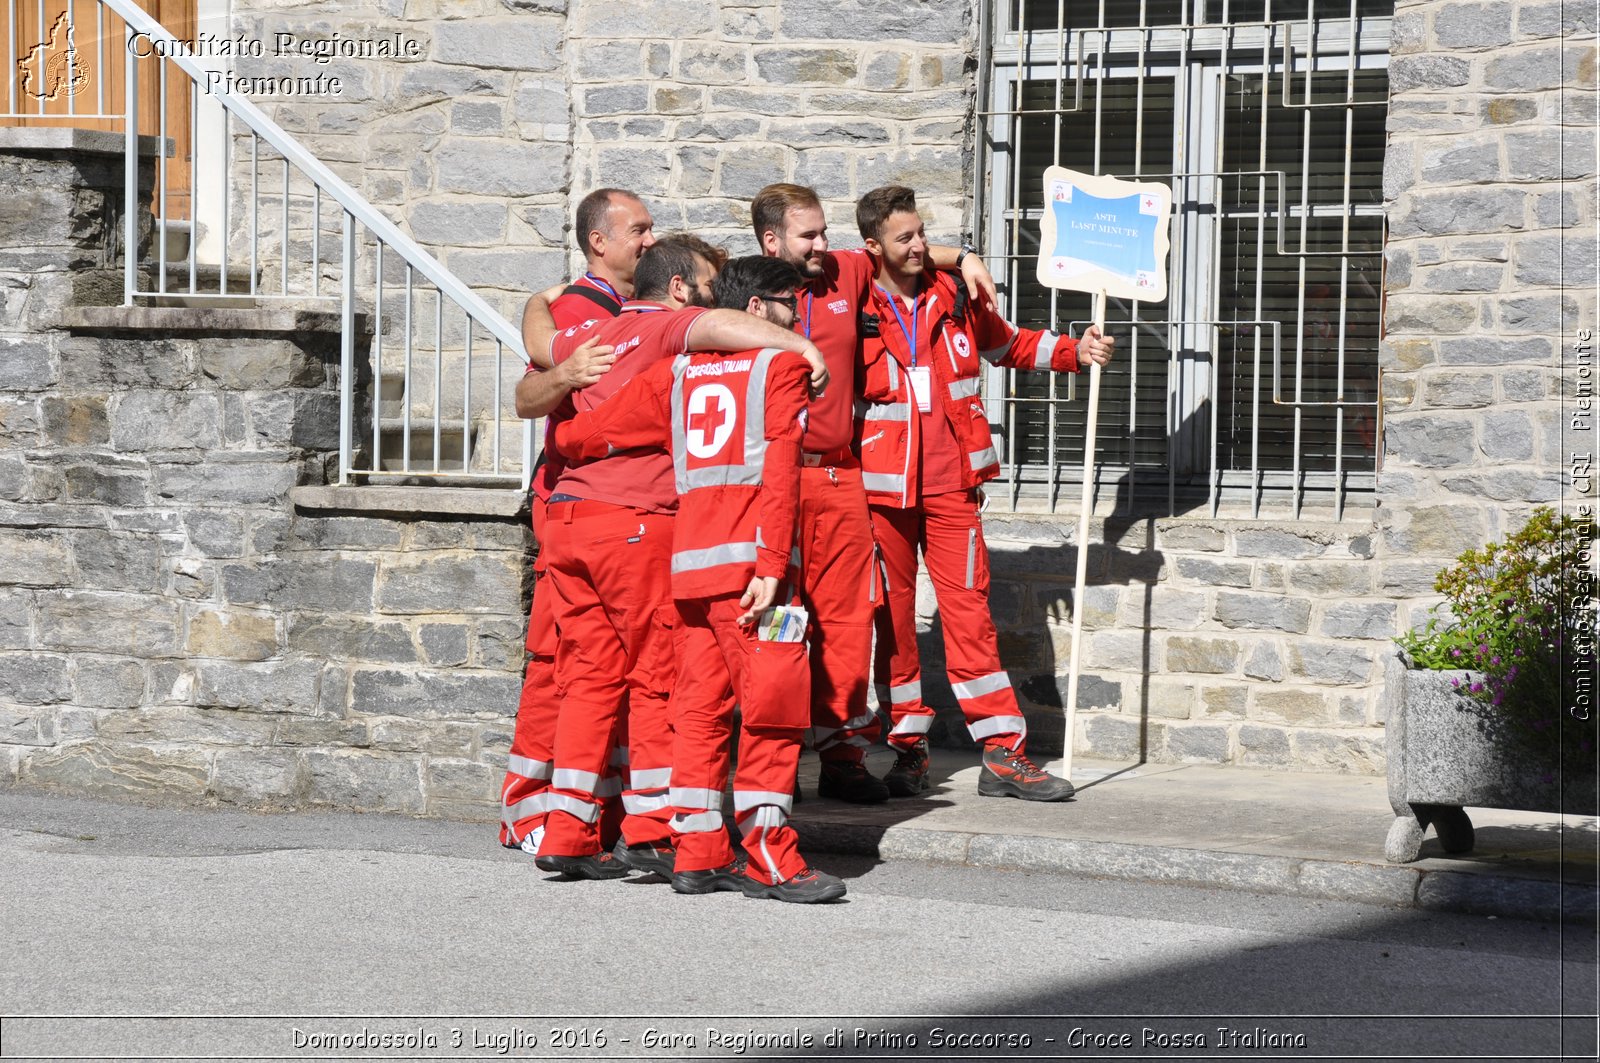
left=1145, top=588, right=1210, bottom=630
left=1199, top=685, right=1248, bottom=719
left=349, top=668, right=521, bottom=719
left=865, top=51, right=911, bottom=89
left=72, top=657, right=145, bottom=708
left=1320, top=602, right=1398, bottom=641
left=473, top=617, right=524, bottom=669
left=398, top=63, right=508, bottom=103
left=1484, top=46, right=1588, bottom=93
left=1520, top=3, right=1600, bottom=36
left=1515, top=233, right=1599, bottom=288
left=1146, top=679, right=1195, bottom=720
left=1534, top=190, right=1580, bottom=228
left=1505, top=130, right=1597, bottom=181
left=1392, top=188, right=1528, bottom=239
left=1438, top=469, right=1563, bottom=503
left=0, top=337, right=55, bottom=391
left=274, top=715, right=370, bottom=748
left=211, top=750, right=305, bottom=806
left=1079, top=710, right=1143, bottom=759
left=1215, top=592, right=1310, bottom=634
left=1083, top=632, right=1147, bottom=672
left=0, top=594, right=30, bottom=649
left=1388, top=296, right=1481, bottom=336
left=1289, top=642, right=1376, bottom=686
left=514, top=82, right=568, bottom=128
left=194, top=660, right=322, bottom=715
left=1383, top=414, right=1476, bottom=467
left=433, top=19, right=561, bottom=72
left=779, top=0, right=969, bottom=43
left=1172, top=557, right=1252, bottom=588
left=1433, top=4, right=1513, bottom=49
left=1243, top=641, right=1284, bottom=682
left=69, top=531, right=164, bottom=594
left=1419, top=369, right=1495, bottom=408
left=1253, top=688, right=1329, bottom=726
left=426, top=757, right=497, bottom=802
left=370, top=718, right=477, bottom=757
left=1480, top=410, right=1535, bottom=461
left=37, top=591, right=181, bottom=655
left=754, top=48, right=858, bottom=84
left=286, top=616, right=416, bottom=664
left=1285, top=562, right=1375, bottom=597
left=197, top=337, right=330, bottom=390
left=0, top=529, right=72, bottom=587
left=1416, top=263, right=1505, bottom=293
left=97, top=706, right=278, bottom=746
left=186, top=608, right=279, bottom=661
left=1388, top=54, right=1471, bottom=92
left=1237, top=723, right=1291, bottom=767
left=677, top=42, right=748, bottom=84
left=1289, top=728, right=1386, bottom=774
left=39, top=394, right=110, bottom=448
left=435, top=141, right=566, bottom=198
left=1155, top=523, right=1226, bottom=551
left=1419, top=139, right=1501, bottom=185
left=1165, top=724, right=1230, bottom=763
left=571, top=0, right=714, bottom=38
left=59, top=462, right=147, bottom=507
left=292, top=516, right=406, bottom=551
left=409, top=201, right=508, bottom=247
left=304, top=751, right=425, bottom=813
left=717, top=144, right=792, bottom=199
left=1, top=706, right=54, bottom=745
left=410, top=520, right=529, bottom=551
left=222, top=558, right=377, bottom=613
left=0, top=653, right=70, bottom=703
left=1234, top=529, right=1330, bottom=559
left=377, top=554, right=521, bottom=615
left=1165, top=636, right=1241, bottom=674
left=855, top=147, right=967, bottom=196
left=448, top=248, right=566, bottom=291
left=22, top=743, right=210, bottom=799
left=591, top=146, right=671, bottom=196
left=108, top=392, right=223, bottom=452
left=154, top=457, right=302, bottom=505
left=419, top=623, right=471, bottom=667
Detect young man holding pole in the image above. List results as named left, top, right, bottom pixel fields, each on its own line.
left=853, top=185, right=1115, bottom=801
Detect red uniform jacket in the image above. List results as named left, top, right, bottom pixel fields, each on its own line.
left=856, top=270, right=1083, bottom=508
left=552, top=348, right=812, bottom=600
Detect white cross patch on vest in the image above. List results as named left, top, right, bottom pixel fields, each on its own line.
left=685, top=383, right=738, bottom=459
left=953, top=333, right=972, bottom=360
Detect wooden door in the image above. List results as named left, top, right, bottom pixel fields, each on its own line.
left=3, top=0, right=195, bottom=219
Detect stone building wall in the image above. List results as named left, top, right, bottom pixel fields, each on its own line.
left=1377, top=4, right=1596, bottom=634
left=0, top=135, right=529, bottom=817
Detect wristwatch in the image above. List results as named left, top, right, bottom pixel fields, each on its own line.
left=955, top=242, right=979, bottom=270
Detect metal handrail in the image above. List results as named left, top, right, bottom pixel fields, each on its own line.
left=102, top=0, right=524, bottom=358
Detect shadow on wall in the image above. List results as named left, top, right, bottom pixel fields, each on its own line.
left=913, top=473, right=1209, bottom=761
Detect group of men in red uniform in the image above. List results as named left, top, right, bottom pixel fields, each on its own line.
left=498, top=182, right=1114, bottom=904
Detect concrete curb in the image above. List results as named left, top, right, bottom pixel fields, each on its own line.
left=795, top=818, right=1600, bottom=925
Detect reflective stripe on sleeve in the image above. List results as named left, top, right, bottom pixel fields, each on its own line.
left=672, top=541, right=759, bottom=576
left=863, top=402, right=912, bottom=423
left=594, top=775, right=623, bottom=798
left=1034, top=331, right=1060, bottom=370
left=980, top=321, right=1020, bottom=363
left=968, top=445, right=999, bottom=471
left=747, top=806, right=787, bottom=830
left=862, top=473, right=906, bottom=494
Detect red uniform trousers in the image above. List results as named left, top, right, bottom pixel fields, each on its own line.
left=500, top=496, right=557, bottom=847
left=540, top=499, right=677, bottom=857
left=668, top=594, right=810, bottom=885
left=869, top=488, right=1029, bottom=753
left=796, top=456, right=881, bottom=760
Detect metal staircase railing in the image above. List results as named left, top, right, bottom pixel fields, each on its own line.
left=3, top=0, right=535, bottom=488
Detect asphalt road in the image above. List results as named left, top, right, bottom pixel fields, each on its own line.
left=1, top=792, right=1594, bottom=1061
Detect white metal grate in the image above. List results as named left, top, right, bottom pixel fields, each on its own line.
left=977, top=0, right=1392, bottom=519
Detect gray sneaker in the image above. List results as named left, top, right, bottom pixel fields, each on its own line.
left=882, top=738, right=931, bottom=797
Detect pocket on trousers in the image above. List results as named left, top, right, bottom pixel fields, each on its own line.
left=740, top=641, right=811, bottom=730
left=633, top=603, right=680, bottom=697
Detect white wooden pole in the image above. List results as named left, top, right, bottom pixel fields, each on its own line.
left=1063, top=289, right=1107, bottom=780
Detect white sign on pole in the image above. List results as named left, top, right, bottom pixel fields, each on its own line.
left=1034, top=166, right=1172, bottom=783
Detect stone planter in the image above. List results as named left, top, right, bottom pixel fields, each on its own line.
left=1383, top=652, right=1599, bottom=863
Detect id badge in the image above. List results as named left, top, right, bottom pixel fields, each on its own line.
left=907, top=366, right=933, bottom=413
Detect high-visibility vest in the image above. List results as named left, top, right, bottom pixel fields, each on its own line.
left=667, top=347, right=801, bottom=597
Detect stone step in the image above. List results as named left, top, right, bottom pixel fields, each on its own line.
left=377, top=416, right=476, bottom=472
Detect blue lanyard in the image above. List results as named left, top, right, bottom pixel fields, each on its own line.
left=802, top=291, right=814, bottom=340
left=877, top=285, right=920, bottom=367
left=583, top=272, right=622, bottom=303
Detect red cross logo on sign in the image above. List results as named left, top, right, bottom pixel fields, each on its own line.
left=685, top=383, right=737, bottom=459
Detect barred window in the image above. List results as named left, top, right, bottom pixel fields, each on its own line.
left=979, top=1, right=1392, bottom=518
